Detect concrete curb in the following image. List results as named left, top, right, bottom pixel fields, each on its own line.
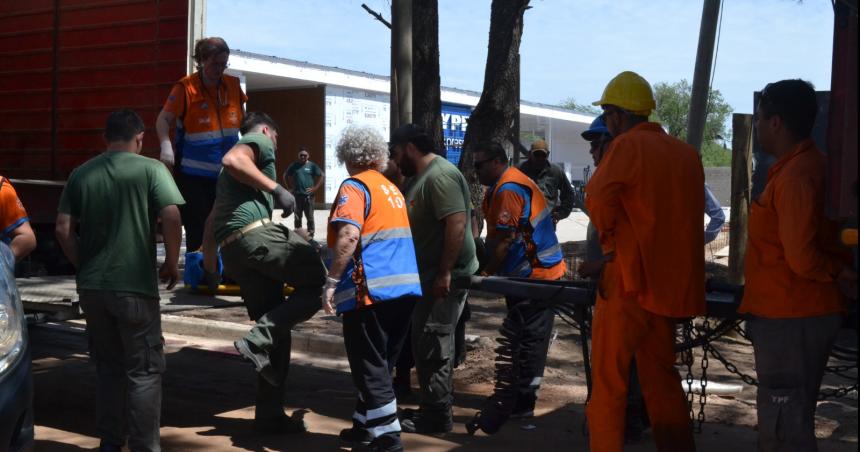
left=159, top=314, right=348, bottom=359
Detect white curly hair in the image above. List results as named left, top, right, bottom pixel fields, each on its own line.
left=335, top=125, right=388, bottom=172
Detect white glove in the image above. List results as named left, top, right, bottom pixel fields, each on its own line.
left=160, top=140, right=175, bottom=166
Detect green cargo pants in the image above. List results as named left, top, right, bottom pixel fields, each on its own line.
left=411, top=288, right=468, bottom=422
left=79, top=290, right=164, bottom=452
left=220, top=222, right=326, bottom=419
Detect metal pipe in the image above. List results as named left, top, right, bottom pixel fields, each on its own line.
left=686, top=0, right=721, bottom=154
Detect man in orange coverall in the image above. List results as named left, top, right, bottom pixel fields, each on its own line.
left=584, top=71, right=705, bottom=452
left=740, top=79, right=856, bottom=452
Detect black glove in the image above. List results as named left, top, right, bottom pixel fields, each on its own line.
left=203, top=270, right=222, bottom=294
left=272, top=184, right=296, bottom=218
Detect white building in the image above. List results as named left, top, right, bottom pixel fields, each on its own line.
left=227, top=50, right=595, bottom=205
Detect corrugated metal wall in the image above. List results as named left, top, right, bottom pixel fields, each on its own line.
left=0, top=0, right=188, bottom=180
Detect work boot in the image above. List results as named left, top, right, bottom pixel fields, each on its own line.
left=234, top=338, right=279, bottom=386
left=339, top=424, right=373, bottom=445
left=254, top=415, right=307, bottom=434
left=400, top=413, right=453, bottom=434
left=353, top=433, right=403, bottom=452
left=510, top=393, right=536, bottom=419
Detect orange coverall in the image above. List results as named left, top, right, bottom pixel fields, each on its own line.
left=584, top=122, right=705, bottom=452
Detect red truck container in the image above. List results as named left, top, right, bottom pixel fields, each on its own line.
left=0, top=0, right=191, bottom=223
left=1, top=0, right=197, bottom=275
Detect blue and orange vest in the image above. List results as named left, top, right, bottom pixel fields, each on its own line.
left=175, top=74, right=244, bottom=178
left=328, top=170, right=422, bottom=314
left=483, top=167, right=564, bottom=278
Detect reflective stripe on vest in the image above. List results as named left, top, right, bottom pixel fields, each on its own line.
left=175, top=74, right=244, bottom=178
left=331, top=171, right=422, bottom=314
left=486, top=167, right=563, bottom=277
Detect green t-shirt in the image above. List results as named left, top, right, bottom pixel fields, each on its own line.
left=58, top=151, right=185, bottom=298
left=405, top=156, right=479, bottom=287
left=212, top=133, right=276, bottom=243
left=285, top=161, right=322, bottom=195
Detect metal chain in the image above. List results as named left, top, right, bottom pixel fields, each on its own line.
left=818, top=383, right=859, bottom=401
left=733, top=322, right=752, bottom=341
left=826, top=363, right=859, bottom=374
left=705, top=334, right=760, bottom=386
left=682, top=320, right=696, bottom=422
left=696, top=318, right=711, bottom=433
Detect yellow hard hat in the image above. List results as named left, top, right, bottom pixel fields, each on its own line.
left=592, top=71, right=656, bottom=116
left=530, top=139, right=549, bottom=154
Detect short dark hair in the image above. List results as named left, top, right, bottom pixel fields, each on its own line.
left=240, top=111, right=279, bottom=135
left=474, top=141, right=508, bottom=164
left=193, top=37, right=230, bottom=69
left=758, top=79, right=817, bottom=140
left=104, top=109, right=145, bottom=142
left=390, top=123, right=436, bottom=155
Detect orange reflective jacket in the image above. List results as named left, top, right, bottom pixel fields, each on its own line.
left=327, top=170, right=422, bottom=313
left=483, top=167, right=565, bottom=280
left=739, top=140, right=847, bottom=318
left=164, top=73, right=246, bottom=178
left=585, top=122, right=705, bottom=318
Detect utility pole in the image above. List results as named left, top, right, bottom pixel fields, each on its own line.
left=728, top=113, right=753, bottom=284
left=686, top=0, right=721, bottom=154
left=392, top=0, right=413, bottom=128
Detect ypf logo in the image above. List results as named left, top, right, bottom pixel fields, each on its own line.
left=442, top=113, right=469, bottom=132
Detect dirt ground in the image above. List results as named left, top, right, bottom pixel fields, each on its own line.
left=32, top=238, right=857, bottom=450
left=30, top=321, right=857, bottom=452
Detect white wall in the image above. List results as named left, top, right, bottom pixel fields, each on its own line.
left=323, top=85, right=391, bottom=203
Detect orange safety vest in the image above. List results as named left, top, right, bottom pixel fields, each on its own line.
left=483, top=167, right=565, bottom=280
left=175, top=73, right=244, bottom=178
left=328, top=170, right=422, bottom=313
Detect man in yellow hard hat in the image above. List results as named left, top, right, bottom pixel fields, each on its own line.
left=517, top=139, right=574, bottom=229
left=584, top=71, right=704, bottom=452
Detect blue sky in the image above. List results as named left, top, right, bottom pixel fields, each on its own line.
left=207, top=0, right=834, bottom=116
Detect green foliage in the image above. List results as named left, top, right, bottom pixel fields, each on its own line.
left=559, top=98, right=601, bottom=116
left=520, top=131, right=543, bottom=143
left=701, top=141, right=732, bottom=167
left=652, top=80, right=734, bottom=166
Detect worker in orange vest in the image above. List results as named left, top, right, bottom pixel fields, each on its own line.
left=325, top=125, right=422, bottom=452
left=585, top=71, right=704, bottom=452
left=473, top=141, right=566, bottom=429
left=156, top=37, right=247, bottom=253
left=739, top=79, right=857, bottom=451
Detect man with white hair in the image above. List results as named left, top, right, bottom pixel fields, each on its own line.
left=325, top=125, right=422, bottom=452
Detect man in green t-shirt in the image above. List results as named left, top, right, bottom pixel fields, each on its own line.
left=283, top=146, right=324, bottom=237
left=55, top=109, right=185, bottom=452
left=390, top=124, right=478, bottom=434
left=201, top=112, right=326, bottom=434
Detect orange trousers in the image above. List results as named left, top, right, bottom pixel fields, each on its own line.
left=586, top=291, right=695, bottom=452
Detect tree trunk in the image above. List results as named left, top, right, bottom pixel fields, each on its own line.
left=458, top=0, right=531, bottom=220
left=412, top=0, right=443, bottom=152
